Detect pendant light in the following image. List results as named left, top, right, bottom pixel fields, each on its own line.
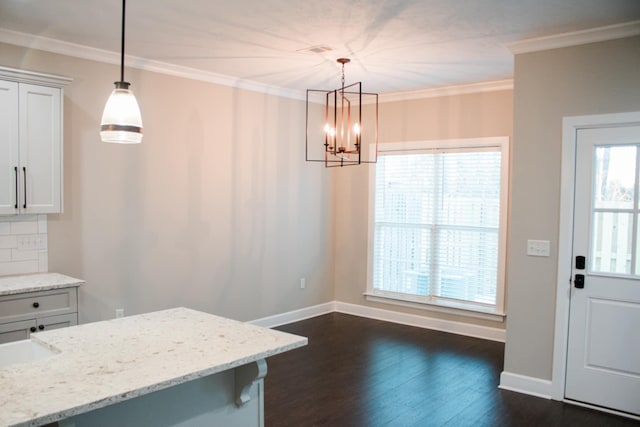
left=100, top=0, right=143, bottom=144
left=305, top=58, right=378, bottom=167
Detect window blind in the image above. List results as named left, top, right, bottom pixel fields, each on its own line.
left=372, top=148, right=502, bottom=306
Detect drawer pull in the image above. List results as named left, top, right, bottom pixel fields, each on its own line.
left=38, top=324, right=45, bottom=331
left=33, top=302, right=40, bottom=308
left=30, top=326, right=36, bottom=333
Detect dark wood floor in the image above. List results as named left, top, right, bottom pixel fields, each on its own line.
left=264, top=313, right=638, bottom=427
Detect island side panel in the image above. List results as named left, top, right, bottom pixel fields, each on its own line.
left=59, top=367, right=264, bottom=427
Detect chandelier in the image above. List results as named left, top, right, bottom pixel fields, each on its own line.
left=305, top=58, right=378, bottom=167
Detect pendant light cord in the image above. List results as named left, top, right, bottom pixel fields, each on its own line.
left=120, top=0, right=126, bottom=83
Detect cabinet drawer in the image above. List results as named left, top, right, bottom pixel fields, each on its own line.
left=0, top=319, right=36, bottom=344
left=37, top=313, right=77, bottom=331
left=0, top=288, right=77, bottom=324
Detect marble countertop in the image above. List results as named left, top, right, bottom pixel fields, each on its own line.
left=0, top=307, right=307, bottom=427
left=0, top=273, right=85, bottom=296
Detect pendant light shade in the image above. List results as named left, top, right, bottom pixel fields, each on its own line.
left=100, top=0, right=143, bottom=144
left=101, top=82, right=143, bottom=144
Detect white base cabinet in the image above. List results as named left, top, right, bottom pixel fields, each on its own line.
left=0, top=287, right=79, bottom=344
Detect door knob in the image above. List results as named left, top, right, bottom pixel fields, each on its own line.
left=574, top=274, right=585, bottom=289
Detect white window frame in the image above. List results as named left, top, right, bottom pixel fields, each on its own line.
left=365, top=137, right=509, bottom=321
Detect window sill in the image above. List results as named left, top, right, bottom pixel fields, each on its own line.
left=363, top=291, right=506, bottom=322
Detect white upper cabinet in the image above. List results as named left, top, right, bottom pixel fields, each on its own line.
left=0, top=80, right=19, bottom=213
left=0, top=67, right=71, bottom=215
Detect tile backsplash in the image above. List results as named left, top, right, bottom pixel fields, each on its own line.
left=0, top=215, right=48, bottom=276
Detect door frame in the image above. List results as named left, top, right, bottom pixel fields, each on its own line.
left=552, top=111, right=640, bottom=403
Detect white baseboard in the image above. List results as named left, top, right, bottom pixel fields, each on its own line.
left=250, top=300, right=506, bottom=342
left=335, top=301, right=506, bottom=342
left=249, top=302, right=335, bottom=328
left=499, top=371, right=553, bottom=399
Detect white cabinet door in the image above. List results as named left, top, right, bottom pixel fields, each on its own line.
left=18, top=83, right=62, bottom=214
left=0, top=80, right=19, bottom=214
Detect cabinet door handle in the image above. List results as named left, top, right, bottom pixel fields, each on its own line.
left=32, top=302, right=40, bottom=308
left=30, top=326, right=37, bottom=333
left=38, top=324, right=45, bottom=331
left=14, top=167, right=18, bottom=209
left=22, top=166, right=27, bottom=209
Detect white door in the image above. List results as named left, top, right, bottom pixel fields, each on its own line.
left=566, top=125, right=640, bottom=415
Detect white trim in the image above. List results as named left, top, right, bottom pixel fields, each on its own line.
left=553, top=111, right=640, bottom=401
left=499, top=371, right=553, bottom=399
left=0, top=28, right=306, bottom=101
left=335, top=301, right=506, bottom=342
left=378, top=79, right=513, bottom=103
left=508, top=20, right=640, bottom=54
left=0, top=65, right=72, bottom=87
left=378, top=136, right=508, bottom=152
left=363, top=292, right=505, bottom=322
left=248, top=302, right=335, bottom=328
left=248, top=300, right=505, bottom=342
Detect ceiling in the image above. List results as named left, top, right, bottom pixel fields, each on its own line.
left=0, top=0, right=639, bottom=95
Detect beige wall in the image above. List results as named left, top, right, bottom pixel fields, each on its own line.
left=504, top=36, right=640, bottom=380
left=0, top=42, right=335, bottom=323
left=333, top=90, right=513, bottom=329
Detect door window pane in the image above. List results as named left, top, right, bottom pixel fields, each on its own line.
left=591, top=212, right=633, bottom=274
left=594, top=146, right=636, bottom=210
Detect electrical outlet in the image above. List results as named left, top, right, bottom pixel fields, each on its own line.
left=16, top=235, right=47, bottom=251
left=300, top=278, right=306, bottom=289
left=115, top=308, right=124, bottom=318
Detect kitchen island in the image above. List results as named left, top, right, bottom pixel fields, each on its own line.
left=0, top=307, right=307, bottom=427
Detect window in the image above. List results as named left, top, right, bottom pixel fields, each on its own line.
left=366, top=138, right=509, bottom=317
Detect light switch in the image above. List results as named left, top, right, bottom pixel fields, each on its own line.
left=527, top=239, right=550, bottom=257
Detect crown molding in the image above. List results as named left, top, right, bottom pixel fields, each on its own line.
left=378, top=79, right=513, bottom=103
left=507, top=20, right=640, bottom=54
left=0, top=65, right=72, bottom=87
left=1, top=27, right=513, bottom=103
left=0, top=28, right=307, bottom=101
